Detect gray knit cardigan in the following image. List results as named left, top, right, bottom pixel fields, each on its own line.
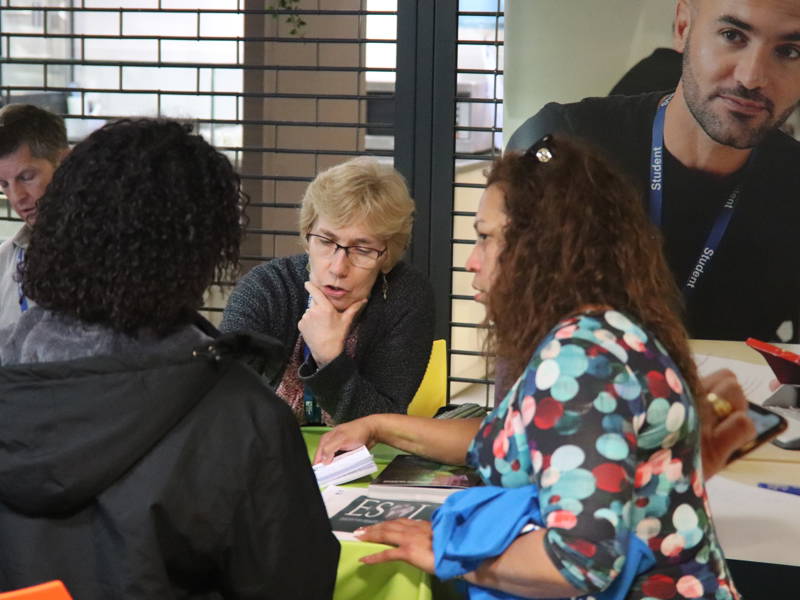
left=220, top=254, right=435, bottom=424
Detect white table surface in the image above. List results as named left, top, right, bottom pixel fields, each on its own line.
left=692, top=340, right=800, bottom=567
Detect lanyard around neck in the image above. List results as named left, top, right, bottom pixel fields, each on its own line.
left=649, top=94, right=743, bottom=299
left=16, top=246, right=29, bottom=312
left=302, top=293, right=322, bottom=424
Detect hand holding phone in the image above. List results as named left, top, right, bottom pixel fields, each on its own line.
left=700, top=369, right=757, bottom=474
left=726, top=401, right=788, bottom=463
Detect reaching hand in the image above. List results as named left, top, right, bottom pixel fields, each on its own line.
left=314, top=416, right=378, bottom=465
left=698, top=369, right=757, bottom=478
left=355, top=519, right=436, bottom=575
left=298, top=281, right=367, bottom=366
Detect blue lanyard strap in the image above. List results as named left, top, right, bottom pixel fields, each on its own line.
left=649, top=94, right=742, bottom=299
left=648, top=94, right=671, bottom=225
left=16, top=246, right=29, bottom=312
left=302, top=294, right=322, bottom=424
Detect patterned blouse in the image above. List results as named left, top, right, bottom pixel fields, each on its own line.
left=466, top=310, right=739, bottom=600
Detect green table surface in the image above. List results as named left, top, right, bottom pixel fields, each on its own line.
left=302, top=427, right=440, bottom=600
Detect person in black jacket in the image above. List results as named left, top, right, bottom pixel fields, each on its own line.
left=0, top=119, right=339, bottom=599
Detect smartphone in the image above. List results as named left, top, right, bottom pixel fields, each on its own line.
left=761, top=384, right=800, bottom=450
left=745, top=338, right=800, bottom=384
left=726, top=399, right=789, bottom=463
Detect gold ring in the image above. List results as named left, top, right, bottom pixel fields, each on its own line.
left=706, top=392, right=733, bottom=419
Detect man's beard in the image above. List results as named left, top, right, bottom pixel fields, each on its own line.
left=681, top=38, right=794, bottom=149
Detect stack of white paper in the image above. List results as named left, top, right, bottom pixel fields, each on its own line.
left=706, top=475, right=800, bottom=566
left=693, top=353, right=773, bottom=404
left=313, top=445, right=377, bottom=488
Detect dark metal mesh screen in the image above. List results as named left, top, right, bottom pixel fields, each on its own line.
left=448, top=0, right=503, bottom=406
left=1, top=0, right=505, bottom=406
left=0, top=0, right=399, bottom=325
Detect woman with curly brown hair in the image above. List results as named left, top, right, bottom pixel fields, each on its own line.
left=315, top=135, right=739, bottom=600
left=0, top=119, right=338, bottom=599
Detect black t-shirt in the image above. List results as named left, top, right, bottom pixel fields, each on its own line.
left=507, top=92, right=800, bottom=342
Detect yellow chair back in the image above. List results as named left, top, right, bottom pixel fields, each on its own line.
left=407, top=339, right=447, bottom=417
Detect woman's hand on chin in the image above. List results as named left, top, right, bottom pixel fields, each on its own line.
left=299, top=281, right=367, bottom=365
left=355, top=519, right=436, bottom=574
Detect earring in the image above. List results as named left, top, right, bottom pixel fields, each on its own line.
left=382, top=272, right=388, bottom=301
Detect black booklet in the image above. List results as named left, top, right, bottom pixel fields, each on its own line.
left=322, top=486, right=442, bottom=541
left=367, top=455, right=482, bottom=503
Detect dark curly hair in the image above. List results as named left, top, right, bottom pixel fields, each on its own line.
left=22, top=118, right=245, bottom=336
left=485, top=135, right=700, bottom=398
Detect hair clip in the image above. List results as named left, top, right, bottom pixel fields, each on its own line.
left=535, top=147, right=553, bottom=163
left=525, top=134, right=554, bottom=163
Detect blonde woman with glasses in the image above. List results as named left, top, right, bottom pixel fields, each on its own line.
left=221, top=157, right=434, bottom=425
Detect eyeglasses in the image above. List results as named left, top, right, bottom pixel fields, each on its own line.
left=306, top=233, right=387, bottom=269
left=524, top=134, right=554, bottom=163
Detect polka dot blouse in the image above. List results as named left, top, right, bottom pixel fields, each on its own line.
left=467, top=310, right=739, bottom=600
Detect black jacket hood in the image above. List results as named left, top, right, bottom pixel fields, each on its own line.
left=0, top=332, right=282, bottom=517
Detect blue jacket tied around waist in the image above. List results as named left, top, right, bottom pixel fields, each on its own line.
left=431, top=485, right=655, bottom=600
